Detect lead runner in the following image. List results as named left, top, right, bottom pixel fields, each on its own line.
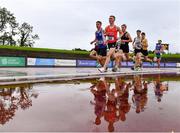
left=98, top=15, right=122, bottom=72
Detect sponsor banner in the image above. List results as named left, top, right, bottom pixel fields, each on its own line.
left=0, top=57, right=25, bottom=67
left=165, top=62, right=177, bottom=67
left=153, top=63, right=165, bottom=67
left=143, top=62, right=153, bottom=67
left=98, top=61, right=113, bottom=68
left=55, top=59, right=76, bottom=66
left=127, top=62, right=134, bottom=67
left=108, top=61, right=113, bottom=68
left=112, top=61, right=127, bottom=67
left=177, top=63, right=180, bottom=68
left=121, top=62, right=127, bottom=67
left=35, top=58, right=55, bottom=66
left=27, top=58, right=36, bottom=66
left=77, top=60, right=97, bottom=67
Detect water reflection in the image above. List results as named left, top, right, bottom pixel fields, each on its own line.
left=0, top=84, right=38, bottom=125
left=90, top=74, right=169, bottom=132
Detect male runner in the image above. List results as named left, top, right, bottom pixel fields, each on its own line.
left=120, top=24, right=132, bottom=61
left=98, top=15, right=122, bottom=72
left=90, top=21, right=107, bottom=66
left=154, top=40, right=163, bottom=68
left=111, top=24, right=132, bottom=72
left=132, top=30, right=143, bottom=70
left=141, top=32, right=152, bottom=63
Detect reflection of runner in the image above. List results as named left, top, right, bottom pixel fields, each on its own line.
left=132, top=75, right=148, bottom=113
left=90, top=78, right=109, bottom=125
left=104, top=99, right=119, bottom=132
left=115, top=77, right=131, bottom=122
left=90, top=21, right=107, bottom=66
left=154, top=75, right=168, bottom=102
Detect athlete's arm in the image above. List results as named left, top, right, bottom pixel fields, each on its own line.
left=90, top=34, right=97, bottom=44
left=104, top=26, right=109, bottom=44
left=132, top=38, right=135, bottom=49
left=104, top=26, right=108, bottom=36
left=102, top=29, right=107, bottom=45
left=116, top=26, right=122, bottom=37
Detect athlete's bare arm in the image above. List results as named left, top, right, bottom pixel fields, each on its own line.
left=90, top=34, right=97, bottom=44
left=116, top=26, right=122, bottom=37
left=132, top=38, right=136, bottom=49
left=104, top=26, right=109, bottom=44
left=127, top=33, right=132, bottom=42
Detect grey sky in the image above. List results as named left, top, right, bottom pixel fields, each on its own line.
left=1, top=0, right=180, bottom=53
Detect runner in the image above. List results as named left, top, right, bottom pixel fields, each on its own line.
left=132, top=30, right=143, bottom=70
left=90, top=21, right=107, bottom=66
left=111, top=24, right=132, bottom=72
left=120, top=24, right=132, bottom=61
left=141, top=32, right=153, bottom=63
left=98, top=15, right=122, bottom=72
left=154, top=40, right=163, bottom=69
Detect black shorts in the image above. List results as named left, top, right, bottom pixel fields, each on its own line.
left=120, top=44, right=129, bottom=53
left=107, top=42, right=117, bottom=49
left=97, top=47, right=107, bottom=56
left=93, top=45, right=99, bottom=52
left=142, top=50, right=148, bottom=56
left=134, top=49, right=142, bottom=55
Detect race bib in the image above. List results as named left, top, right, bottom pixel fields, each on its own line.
left=107, top=36, right=114, bottom=41
left=97, top=40, right=104, bottom=44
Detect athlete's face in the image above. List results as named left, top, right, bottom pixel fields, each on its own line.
left=109, top=17, right=115, bottom=24
left=121, top=25, right=126, bottom=32
left=96, top=23, right=101, bottom=29
left=141, top=34, right=145, bottom=39
left=137, top=31, right=141, bottom=37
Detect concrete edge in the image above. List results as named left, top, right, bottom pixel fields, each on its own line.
left=0, top=69, right=179, bottom=86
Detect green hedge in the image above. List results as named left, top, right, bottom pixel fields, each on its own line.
left=0, top=45, right=180, bottom=59
left=0, top=45, right=89, bottom=55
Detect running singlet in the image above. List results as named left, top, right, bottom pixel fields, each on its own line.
left=121, top=32, right=129, bottom=45
left=155, top=43, right=162, bottom=53
left=95, top=29, right=106, bottom=49
left=105, top=25, right=118, bottom=44
left=142, top=38, right=148, bottom=50
left=134, top=37, right=142, bottom=50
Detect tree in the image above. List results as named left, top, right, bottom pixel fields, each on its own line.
left=0, top=7, right=18, bottom=45
left=0, top=7, right=39, bottom=47
left=17, top=22, right=39, bottom=47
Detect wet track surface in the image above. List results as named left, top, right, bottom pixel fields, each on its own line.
left=0, top=73, right=180, bottom=132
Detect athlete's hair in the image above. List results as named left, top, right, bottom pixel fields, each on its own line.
left=141, top=32, right=146, bottom=35
left=137, top=30, right=141, bottom=33
left=109, top=15, right=116, bottom=20
left=96, top=21, right=102, bottom=25
left=121, top=24, right=127, bottom=28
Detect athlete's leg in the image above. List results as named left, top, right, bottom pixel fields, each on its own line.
left=98, top=56, right=106, bottom=66
left=102, top=48, right=116, bottom=70
left=89, top=50, right=99, bottom=60
left=144, top=56, right=152, bottom=62
left=135, top=52, right=142, bottom=68
left=114, top=50, right=123, bottom=68
left=157, top=58, right=161, bottom=68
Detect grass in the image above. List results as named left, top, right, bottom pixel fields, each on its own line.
left=0, top=45, right=180, bottom=58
